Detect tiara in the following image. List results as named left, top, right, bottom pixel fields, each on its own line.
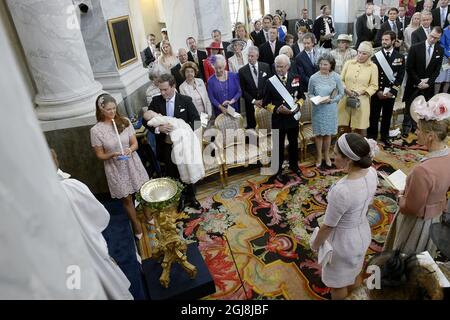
left=98, top=96, right=105, bottom=109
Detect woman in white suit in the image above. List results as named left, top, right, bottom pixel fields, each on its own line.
left=227, top=38, right=248, bottom=73
left=179, top=61, right=213, bottom=118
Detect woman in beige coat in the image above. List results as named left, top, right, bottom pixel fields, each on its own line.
left=179, top=61, right=213, bottom=118
left=338, top=41, right=378, bottom=137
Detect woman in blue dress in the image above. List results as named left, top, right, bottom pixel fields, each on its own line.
left=308, top=54, right=344, bottom=168
left=436, top=22, right=450, bottom=94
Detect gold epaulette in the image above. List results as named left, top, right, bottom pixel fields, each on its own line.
left=296, top=98, right=305, bottom=107
left=266, top=103, right=276, bottom=113
left=392, top=85, right=400, bottom=91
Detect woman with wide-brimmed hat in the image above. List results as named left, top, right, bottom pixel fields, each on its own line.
left=384, top=93, right=450, bottom=258
left=330, top=34, right=357, bottom=74
left=203, top=41, right=228, bottom=82
left=227, top=38, right=248, bottom=73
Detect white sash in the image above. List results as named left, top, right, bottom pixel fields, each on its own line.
left=375, top=51, right=395, bottom=84
left=268, top=75, right=301, bottom=121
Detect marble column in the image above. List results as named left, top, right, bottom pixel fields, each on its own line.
left=6, top=0, right=103, bottom=122
left=78, top=0, right=149, bottom=116
left=163, top=0, right=233, bottom=50
left=331, top=0, right=361, bottom=38
left=0, top=14, right=106, bottom=299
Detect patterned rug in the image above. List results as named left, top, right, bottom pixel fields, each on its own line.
left=139, top=133, right=445, bottom=300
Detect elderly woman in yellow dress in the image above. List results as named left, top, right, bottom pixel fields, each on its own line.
left=338, top=41, right=378, bottom=137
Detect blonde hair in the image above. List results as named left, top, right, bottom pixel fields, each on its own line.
left=419, top=119, right=450, bottom=142
left=279, top=45, right=294, bottom=59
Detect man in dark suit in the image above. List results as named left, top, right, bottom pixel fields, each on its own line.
left=143, top=74, right=201, bottom=211
left=143, top=33, right=156, bottom=68
left=377, top=5, right=388, bottom=25
left=294, top=8, right=314, bottom=33
left=186, top=36, right=208, bottom=81
left=397, top=4, right=411, bottom=31
left=295, top=33, right=319, bottom=92
left=250, top=20, right=263, bottom=47
left=312, top=5, right=335, bottom=49
left=171, top=48, right=190, bottom=89
left=263, top=54, right=304, bottom=180
left=258, top=27, right=284, bottom=66
left=402, top=27, right=444, bottom=137
left=411, top=11, right=433, bottom=45
left=256, top=15, right=273, bottom=47
left=238, top=46, right=272, bottom=129
left=375, top=8, right=404, bottom=48
left=415, top=0, right=438, bottom=12
left=355, top=3, right=377, bottom=48
left=368, top=31, right=405, bottom=146
left=211, top=29, right=231, bottom=59
left=431, top=0, right=450, bottom=28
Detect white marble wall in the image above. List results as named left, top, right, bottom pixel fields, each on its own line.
left=78, top=0, right=148, bottom=109
left=7, top=0, right=103, bottom=121
left=0, top=14, right=106, bottom=298
left=163, top=0, right=233, bottom=51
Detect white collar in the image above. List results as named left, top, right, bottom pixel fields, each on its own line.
left=441, top=6, right=448, bottom=12
left=190, top=50, right=197, bottom=55
left=426, top=41, right=435, bottom=48
left=166, top=94, right=176, bottom=104
left=384, top=47, right=394, bottom=55
left=250, top=62, right=258, bottom=68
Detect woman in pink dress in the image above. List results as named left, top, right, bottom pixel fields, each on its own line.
left=90, top=94, right=149, bottom=239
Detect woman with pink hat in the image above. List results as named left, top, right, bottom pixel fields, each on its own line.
left=384, top=94, right=450, bottom=258
left=203, top=41, right=228, bottom=82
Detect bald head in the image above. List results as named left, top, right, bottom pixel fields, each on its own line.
left=177, top=48, right=188, bottom=64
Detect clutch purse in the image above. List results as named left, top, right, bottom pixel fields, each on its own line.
left=346, top=95, right=361, bottom=109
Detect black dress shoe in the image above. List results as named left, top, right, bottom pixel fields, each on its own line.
left=381, top=138, right=392, bottom=147
left=274, top=171, right=284, bottom=181
left=178, top=198, right=186, bottom=212
left=291, top=168, right=301, bottom=177
left=188, top=198, right=202, bottom=210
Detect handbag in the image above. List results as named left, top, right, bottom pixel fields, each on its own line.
left=346, top=95, right=361, bottom=109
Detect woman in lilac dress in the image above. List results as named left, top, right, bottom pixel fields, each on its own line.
left=90, top=94, right=149, bottom=239
left=207, top=54, right=242, bottom=117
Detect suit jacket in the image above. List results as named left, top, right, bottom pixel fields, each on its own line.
left=171, top=64, right=184, bottom=90
left=238, top=62, right=272, bottom=105
left=377, top=15, right=389, bottom=25
left=223, top=41, right=232, bottom=59
left=250, top=30, right=263, bottom=47
left=431, top=6, right=450, bottom=28
left=292, top=42, right=304, bottom=58
left=263, top=72, right=304, bottom=129
left=397, top=16, right=411, bottom=32
left=258, top=40, right=284, bottom=66
left=371, top=49, right=405, bottom=97
left=415, top=0, right=439, bottom=12
left=187, top=50, right=208, bottom=81
left=375, top=20, right=404, bottom=47
left=145, top=93, right=200, bottom=155
left=411, top=27, right=428, bottom=46
left=355, top=14, right=377, bottom=48
left=295, top=18, right=314, bottom=33
left=403, top=41, right=444, bottom=102
left=295, top=50, right=319, bottom=92
left=312, top=16, right=335, bottom=48
left=143, top=46, right=155, bottom=67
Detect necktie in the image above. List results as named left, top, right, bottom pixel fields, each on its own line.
left=265, top=31, right=269, bottom=41
left=281, top=76, right=287, bottom=85
left=252, top=64, right=258, bottom=87
left=426, top=45, right=433, bottom=67
left=386, top=51, right=390, bottom=59
left=270, top=42, right=275, bottom=55
left=166, top=99, right=174, bottom=117
left=391, top=22, right=397, bottom=34
left=193, top=52, right=198, bottom=64
left=441, top=9, right=446, bottom=28
left=308, top=51, right=314, bottom=64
